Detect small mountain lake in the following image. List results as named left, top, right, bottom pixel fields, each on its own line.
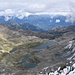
left=23, top=40, right=57, bottom=69
left=10, top=40, right=57, bottom=53
left=10, top=48, right=17, bottom=53
left=24, top=63, right=37, bottom=69
left=32, top=40, right=57, bottom=50
left=17, top=56, right=37, bottom=69
left=10, top=40, right=57, bottom=69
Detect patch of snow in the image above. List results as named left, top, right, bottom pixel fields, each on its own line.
left=48, top=63, right=75, bottom=75
left=68, top=69, right=75, bottom=75
left=72, top=47, right=75, bottom=52
left=67, top=53, right=75, bottom=60
left=42, top=67, right=48, bottom=71
left=65, top=41, right=74, bottom=49
left=40, top=61, right=75, bottom=75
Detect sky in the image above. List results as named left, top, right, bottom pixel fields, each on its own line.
left=0, top=0, right=75, bottom=18
left=0, top=0, right=74, bottom=13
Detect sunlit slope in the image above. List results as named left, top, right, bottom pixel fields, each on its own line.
left=0, top=33, right=15, bottom=52
left=0, top=24, right=45, bottom=53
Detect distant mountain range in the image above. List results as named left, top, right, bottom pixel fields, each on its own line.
left=7, top=22, right=45, bottom=32
left=0, top=12, right=75, bottom=31
left=48, top=25, right=75, bottom=38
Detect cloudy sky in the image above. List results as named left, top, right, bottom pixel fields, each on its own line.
left=0, top=0, right=74, bottom=13
left=0, top=0, right=74, bottom=18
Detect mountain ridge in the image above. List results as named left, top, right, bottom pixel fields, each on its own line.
left=0, top=13, right=74, bottom=30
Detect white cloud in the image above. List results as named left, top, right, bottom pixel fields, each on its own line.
left=0, top=0, right=74, bottom=13
left=55, top=19, right=60, bottom=23
left=64, top=1, right=75, bottom=23
left=0, top=9, right=33, bottom=19
left=0, top=0, right=75, bottom=22
left=0, top=9, right=15, bottom=16
left=16, top=12, right=31, bottom=19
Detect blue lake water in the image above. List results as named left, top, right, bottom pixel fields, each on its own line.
left=32, top=41, right=57, bottom=50
left=17, top=56, right=29, bottom=64
left=10, top=48, right=17, bottom=53
left=24, top=63, right=37, bottom=69
left=17, top=56, right=37, bottom=69
left=10, top=40, right=57, bottom=69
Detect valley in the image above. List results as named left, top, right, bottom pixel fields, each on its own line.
left=0, top=0, right=75, bottom=75
left=0, top=23, right=75, bottom=75
left=0, top=24, right=54, bottom=74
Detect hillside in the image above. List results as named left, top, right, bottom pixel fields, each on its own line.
left=0, top=24, right=50, bottom=73
left=0, top=26, right=75, bottom=75
left=7, top=22, right=45, bottom=32
left=0, top=24, right=75, bottom=75
left=49, top=25, right=75, bottom=38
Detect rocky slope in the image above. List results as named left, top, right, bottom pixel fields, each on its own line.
left=49, top=25, right=75, bottom=38
left=0, top=24, right=48, bottom=70
left=37, top=38, right=75, bottom=75
left=0, top=33, right=75, bottom=75
left=7, top=22, right=45, bottom=32
left=46, top=62, right=75, bottom=75
left=0, top=24, right=75, bottom=75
